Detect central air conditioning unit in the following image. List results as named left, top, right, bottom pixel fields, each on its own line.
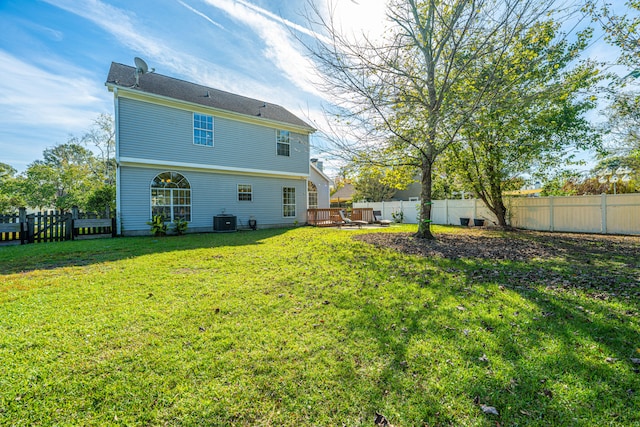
left=213, top=214, right=237, bottom=232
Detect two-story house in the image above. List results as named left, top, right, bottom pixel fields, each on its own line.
left=105, top=62, right=328, bottom=235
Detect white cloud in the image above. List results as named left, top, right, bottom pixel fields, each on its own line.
left=42, top=0, right=308, bottom=104
left=202, top=0, right=327, bottom=99
left=315, top=0, right=390, bottom=41
left=178, top=0, right=225, bottom=30
left=0, top=50, right=106, bottom=128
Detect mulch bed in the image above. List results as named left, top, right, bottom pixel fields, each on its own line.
left=353, top=229, right=640, bottom=262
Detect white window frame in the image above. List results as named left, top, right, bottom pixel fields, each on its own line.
left=276, top=130, right=290, bottom=157
left=193, top=113, right=214, bottom=147
left=150, top=172, right=191, bottom=222
left=283, top=186, right=296, bottom=217
left=308, top=181, right=318, bottom=209
left=237, top=184, right=253, bottom=202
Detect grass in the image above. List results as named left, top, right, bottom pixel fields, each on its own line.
left=0, top=225, right=638, bottom=426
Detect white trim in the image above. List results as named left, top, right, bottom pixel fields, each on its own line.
left=114, top=88, right=122, bottom=235
left=282, top=186, right=296, bottom=218
left=276, top=129, right=291, bottom=157
left=193, top=112, right=214, bottom=147
left=119, top=156, right=309, bottom=179
left=106, top=83, right=315, bottom=134
left=237, top=183, right=253, bottom=202
left=150, top=171, right=192, bottom=223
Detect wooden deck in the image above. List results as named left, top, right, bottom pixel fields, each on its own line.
left=307, top=208, right=374, bottom=227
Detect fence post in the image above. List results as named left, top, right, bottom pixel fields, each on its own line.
left=473, top=199, right=478, bottom=222
left=601, top=193, right=607, bottom=234
left=445, top=199, right=449, bottom=225
left=549, top=196, right=555, bottom=232
left=18, top=208, right=27, bottom=244
left=26, top=214, right=34, bottom=243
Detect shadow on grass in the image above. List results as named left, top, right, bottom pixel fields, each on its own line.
left=337, top=243, right=639, bottom=425
left=0, top=228, right=289, bottom=275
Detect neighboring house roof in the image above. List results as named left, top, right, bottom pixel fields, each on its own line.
left=105, top=62, right=315, bottom=133
left=330, top=183, right=355, bottom=202
left=504, top=188, right=542, bottom=197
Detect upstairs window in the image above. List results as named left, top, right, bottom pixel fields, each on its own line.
left=194, top=113, right=213, bottom=146
left=238, top=184, right=252, bottom=201
left=276, top=130, right=290, bottom=156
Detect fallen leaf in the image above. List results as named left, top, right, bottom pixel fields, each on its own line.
left=630, top=358, right=640, bottom=364
left=481, top=405, right=499, bottom=416
left=479, top=354, right=489, bottom=363
left=457, top=305, right=466, bottom=311
left=605, top=357, right=617, bottom=363
left=375, top=412, right=392, bottom=426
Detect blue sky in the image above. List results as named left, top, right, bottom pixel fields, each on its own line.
left=0, top=0, right=389, bottom=173
left=0, top=0, right=627, bottom=176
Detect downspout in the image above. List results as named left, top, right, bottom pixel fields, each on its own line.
left=114, top=87, right=122, bottom=235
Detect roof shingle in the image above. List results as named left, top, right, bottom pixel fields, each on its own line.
left=106, top=62, right=315, bottom=132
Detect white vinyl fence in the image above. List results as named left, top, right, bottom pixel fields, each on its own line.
left=354, top=193, right=640, bottom=235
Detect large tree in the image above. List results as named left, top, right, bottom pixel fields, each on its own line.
left=305, top=0, right=565, bottom=238
left=0, top=163, right=25, bottom=214
left=586, top=0, right=640, bottom=157
left=22, top=143, right=99, bottom=212
left=444, top=20, right=601, bottom=225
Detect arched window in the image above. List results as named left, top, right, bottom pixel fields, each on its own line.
left=308, top=181, right=318, bottom=209
left=151, top=172, right=191, bottom=221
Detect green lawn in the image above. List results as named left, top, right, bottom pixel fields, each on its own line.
left=0, top=226, right=638, bottom=426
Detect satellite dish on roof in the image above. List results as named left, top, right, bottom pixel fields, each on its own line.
left=133, top=57, right=154, bottom=87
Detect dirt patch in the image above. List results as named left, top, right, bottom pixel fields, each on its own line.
left=353, top=229, right=640, bottom=263
left=354, top=229, right=640, bottom=299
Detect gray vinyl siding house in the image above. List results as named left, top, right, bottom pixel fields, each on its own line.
left=106, top=62, right=324, bottom=235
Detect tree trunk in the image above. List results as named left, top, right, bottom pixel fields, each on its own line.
left=481, top=193, right=508, bottom=227
left=493, top=199, right=508, bottom=226
left=416, top=156, right=435, bottom=239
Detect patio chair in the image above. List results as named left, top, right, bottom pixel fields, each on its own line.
left=339, top=210, right=368, bottom=228
left=373, top=210, right=392, bottom=227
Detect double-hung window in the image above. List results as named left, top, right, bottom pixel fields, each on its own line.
left=238, top=184, right=252, bottom=201
left=276, top=130, right=290, bottom=156
left=283, top=187, right=296, bottom=217
left=194, top=113, right=213, bottom=146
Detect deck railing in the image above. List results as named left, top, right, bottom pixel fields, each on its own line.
left=307, top=208, right=374, bottom=226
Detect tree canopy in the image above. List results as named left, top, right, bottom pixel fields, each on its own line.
left=305, top=0, right=590, bottom=237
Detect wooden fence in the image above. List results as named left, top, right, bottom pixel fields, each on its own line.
left=0, top=207, right=116, bottom=245
left=307, top=208, right=374, bottom=226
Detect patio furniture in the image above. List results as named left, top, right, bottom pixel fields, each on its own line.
left=372, top=210, right=392, bottom=227
left=339, top=210, right=368, bottom=228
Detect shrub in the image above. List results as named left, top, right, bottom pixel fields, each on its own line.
left=146, top=215, right=167, bottom=236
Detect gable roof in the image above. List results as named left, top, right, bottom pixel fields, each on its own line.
left=310, top=162, right=331, bottom=184
left=105, top=62, right=315, bottom=132
left=330, top=183, right=355, bottom=202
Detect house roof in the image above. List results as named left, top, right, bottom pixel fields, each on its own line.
left=105, top=62, right=315, bottom=132
left=310, top=162, right=331, bottom=184
left=330, top=183, right=355, bottom=202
